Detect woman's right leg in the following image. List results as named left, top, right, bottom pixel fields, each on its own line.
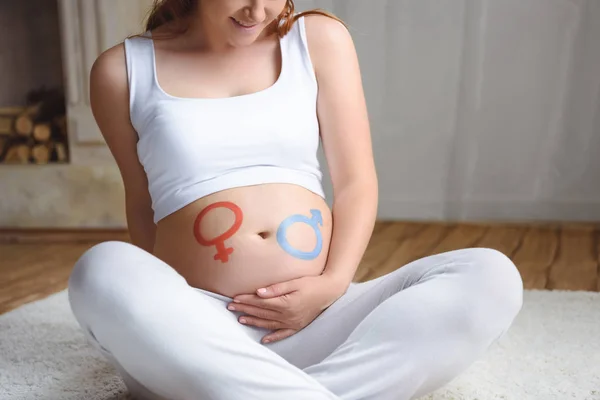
left=67, top=241, right=338, bottom=400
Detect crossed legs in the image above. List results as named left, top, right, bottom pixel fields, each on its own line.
left=68, top=241, right=522, bottom=400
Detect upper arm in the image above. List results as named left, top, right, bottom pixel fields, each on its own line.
left=89, top=44, right=153, bottom=213
left=303, top=15, right=377, bottom=195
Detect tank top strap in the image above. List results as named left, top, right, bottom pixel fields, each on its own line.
left=123, top=31, right=155, bottom=133
left=280, top=16, right=318, bottom=88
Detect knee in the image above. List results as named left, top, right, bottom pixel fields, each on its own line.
left=463, top=248, right=524, bottom=325
left=69, top=241, right=135, bottom=294
left=68, top=241, right=139, bottom=320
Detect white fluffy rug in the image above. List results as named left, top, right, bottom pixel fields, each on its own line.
left=1, top=289, right=599, bottom=400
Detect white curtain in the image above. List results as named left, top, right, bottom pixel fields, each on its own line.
left=296, top=0, right=600, bottom=222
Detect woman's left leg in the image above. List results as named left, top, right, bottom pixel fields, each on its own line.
left=268, top=247, right=523, bottom=400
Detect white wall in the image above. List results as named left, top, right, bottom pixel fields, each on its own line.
left=297, top=0, right=600, bottom=222
left=3, top=0, right=598, bottom=227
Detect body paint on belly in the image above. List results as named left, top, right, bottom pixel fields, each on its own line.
left=276, top=209, right=323, bottom=260
left=193, top=201, right=243, bottom=263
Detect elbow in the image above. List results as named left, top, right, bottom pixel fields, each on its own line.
left=333, top=176, right=378, bottom=214
left=334, top=172, right=378, bottom=203
left=125, top=203, right=156, bottom=252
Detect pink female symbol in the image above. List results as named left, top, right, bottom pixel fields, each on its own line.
left=193, top=201, right=243, bottom=263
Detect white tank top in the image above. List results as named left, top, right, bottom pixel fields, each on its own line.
left=123, top=16, right=325, bottom=224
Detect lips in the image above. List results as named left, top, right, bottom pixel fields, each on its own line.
left=231, top=17, right=259, bottom=28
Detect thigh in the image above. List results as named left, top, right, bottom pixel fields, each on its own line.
left=69, top=241, right=337, bottom=400
left=268, top=252, right=450, bottom=369
left=104, top=284, right=337, bottom=400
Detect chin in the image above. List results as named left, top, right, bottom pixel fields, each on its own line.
left=226, top=18, right=270, bottom=46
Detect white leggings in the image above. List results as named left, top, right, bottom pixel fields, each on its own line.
left=67, top=241, right=523, bottom=400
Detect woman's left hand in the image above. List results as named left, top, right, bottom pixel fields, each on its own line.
left=229, top=274, right=345, bottom=344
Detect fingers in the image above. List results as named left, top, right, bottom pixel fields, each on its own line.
left=232, top=294, right=289, bottom=312
left=256, top=280, right=298, bottom=298
left=262, top=328, right=297, bottom=344
left=239, top=315, right=286, bottom=331
left=227, top=302, right=280, bottom=321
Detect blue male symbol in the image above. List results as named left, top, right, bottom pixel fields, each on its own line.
left=276, top=209, right=323, bottom=260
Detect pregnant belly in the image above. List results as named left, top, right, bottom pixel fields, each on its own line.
left=152, top=183, right=333, bottom=298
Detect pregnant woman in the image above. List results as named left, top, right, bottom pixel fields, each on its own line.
left=68, top=1, right=524, bottom=399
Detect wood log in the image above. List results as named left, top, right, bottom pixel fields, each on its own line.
left=4, top=144, right=30, bottom=164
left=4, top=146, right=18, bottom=163
left=54, top=142, right=67, bottom=162
left=16, top=144, right=30, bottom=163
left=33, top=123, right=52, bottom=142
left=32, top=143, right=50, bottom=164
left=15, top=104, right=41, bottom=136
left=0, top=116, right=13, bottom=135
left=0, top=107, right=25, bottom=116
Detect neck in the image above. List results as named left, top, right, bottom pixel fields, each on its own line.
left=186, top=12, right=229, bottom=52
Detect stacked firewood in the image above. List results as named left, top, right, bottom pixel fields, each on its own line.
left=0, top=87, right=69, bottom=164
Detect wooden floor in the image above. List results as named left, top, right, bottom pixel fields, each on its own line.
left=1, top=221, right=599, bottom=315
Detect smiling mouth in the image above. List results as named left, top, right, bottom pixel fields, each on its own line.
left=231, top=17, right=260, bottom=28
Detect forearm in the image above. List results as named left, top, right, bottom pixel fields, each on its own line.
left=322, top=180, right=378, bottom=293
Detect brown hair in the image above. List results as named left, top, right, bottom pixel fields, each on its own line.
left=144, top=0, right=346, bottom=38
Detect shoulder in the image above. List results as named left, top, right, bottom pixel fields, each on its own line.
left=89, top=41, right=132, bottom=115
left=301, top=13, right=354, bottom=56
left=90, top=41, right=129, bottom=91
left=300, top=14, right=359, bottom=84
left=302, top=13, right=350, bottom=43
left=300, top=14, right=356, bottom=75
